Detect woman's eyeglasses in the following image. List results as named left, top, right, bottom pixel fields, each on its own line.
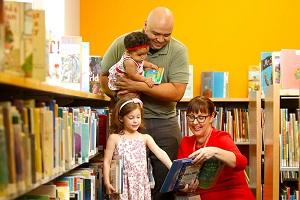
left=186, top=114, right=210, bottom=123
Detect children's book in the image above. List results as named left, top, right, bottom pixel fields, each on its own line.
left=260, top=52, right=273, bottom=96
left=280, top=49, right=300, bottom=89
left=89, top=56, right=102, bottom=94
left=248, top=65, right=260, bottom=93
left=110, top=155, right=124, bottom=194
left=144, top=67, right=164, bottom=84
left=160, top=157, right=223, bottom=193
left=201, top=71, right=229, bottom=98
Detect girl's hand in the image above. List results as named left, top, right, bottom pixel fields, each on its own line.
left=151, top=64, right=159, bottom=70
left=145, top=77, right=155, bottom=87
left=105, top=182, right=116, bottom=194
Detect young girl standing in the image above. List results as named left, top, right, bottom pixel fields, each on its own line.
left=103, top=96, right=172, bottom=200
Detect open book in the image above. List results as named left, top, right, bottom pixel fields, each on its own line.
left=144, top=67, right=164, bottom=84
left=160, top=157, right=223, bottom=193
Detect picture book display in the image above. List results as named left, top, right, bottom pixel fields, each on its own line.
left=201, top=71, right=229, bottom=98
left=280, top=49, right=300, bottom=90
left=160, top=157, right=223, bottom=193
left=144, top=67, right=164, bottom=84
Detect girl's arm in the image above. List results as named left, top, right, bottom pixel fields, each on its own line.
left=103, top=134, right=117, bottom=194
left=143, top=60, right=158, bottom=70
left=124, top=59, right=147, bottom=82
left=145, top=134, right=172, bottom=169
left=124, top=59, right=154, bottom=88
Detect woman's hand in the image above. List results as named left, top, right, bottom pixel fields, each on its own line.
left=179, top=179, right=199, bottom=193
left=188, top=147, right=218, bottom=165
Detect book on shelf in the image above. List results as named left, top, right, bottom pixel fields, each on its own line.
left=0, top=0, right=4, bottom=71
left=160, top=157, right=223, bottom=193
left=260, top=52, right=273, bottom=96
left=89, top=56, right=102, bottom=95
left=183, top=65, right=194, bottom=99
left=80, top=42, right=90, bottom=92
left=59, top=35, right=82, bottom=91
left=248, top=65, right=260, bottom=93
left=280, top=49, right=300, bottom=90
left=201, top=71, right=229, bottom=98
left=144, top=66, right=164, bottom=84
left=3, top=1, right=31, bottom=76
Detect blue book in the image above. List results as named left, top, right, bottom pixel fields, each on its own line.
left=160, top=157, right=223, bottom=193
left=260, top=52, right=273, bottom=96
left=201, top=72, right=228, bottom=98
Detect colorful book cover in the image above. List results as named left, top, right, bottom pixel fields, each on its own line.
left=144, top=66, right=164, bottom=84
left=89, top=56, right=102, bottom=94
left=59, top=36, right=82, bottom=91
left=3, top=1, right=31, bottom=76
left=160, top=157, right=223, bottom=193
left=248, top=65, right=260, bottom=92
left=272, top=52, right=281, bottom=84
left=260, top=52, right=273, bottom=96
left=280, top=49, right=300, bottom=89
left=201, top=71, right=228, bottom=98
left=47, top=36, right=61, bottom=85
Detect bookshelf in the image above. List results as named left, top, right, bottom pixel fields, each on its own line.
left=263, top=84, right=300, bottom=200
left=0, top=73, right=110, bottom=199
left=178, top=95, right=262, bottom=199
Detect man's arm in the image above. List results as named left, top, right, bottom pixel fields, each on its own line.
left=116, top=76, right=187, bottom=102
left=100, top=74, right=115, bottom=98
left=100, top=35, right=126, bottom=98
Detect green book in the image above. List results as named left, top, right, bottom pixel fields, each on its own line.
left=160, top=156, right=224, bottom=193
left=144, top=67, right=164, bottom=84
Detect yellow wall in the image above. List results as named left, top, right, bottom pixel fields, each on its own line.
left=80, top=0, right=300, bottom=98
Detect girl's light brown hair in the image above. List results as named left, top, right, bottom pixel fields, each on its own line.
left=110, top=95, right=145, bottom=134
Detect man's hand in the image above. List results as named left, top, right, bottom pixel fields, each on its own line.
left=115, top=75, right=141, bottom=92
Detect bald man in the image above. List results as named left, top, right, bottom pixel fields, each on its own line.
left=100, top=7, right=189, bottom=199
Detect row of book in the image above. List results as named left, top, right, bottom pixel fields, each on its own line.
left=253, top=49, right=300, bottom=96
left=18, top=167, right=102, bottom=200
left=279, top=108, right=300, bottom=169
left=280, top=181, right=299, bottom=200
left=0, top=99, right=109, bottom=197
left=0, top=1, right=104, bottom=95
left=177, top=107, right=249, bottom=143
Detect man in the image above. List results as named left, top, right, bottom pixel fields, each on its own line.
left=100, top=7, right=189, bottom=199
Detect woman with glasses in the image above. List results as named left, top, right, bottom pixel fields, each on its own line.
left=177, top=96, right=254, bottom=200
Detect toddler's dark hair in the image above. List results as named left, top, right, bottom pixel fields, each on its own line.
left=124, top=31, right=150, bottom=51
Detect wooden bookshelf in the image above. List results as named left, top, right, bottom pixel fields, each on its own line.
left=0, top=72, right=109, bottom=199
left=248, top=91, right=262, bottom=199
left=0, top=72, right=110, bottom=101
left=263, top=84, right=300, bottom=199
left=178, top=95, right=261, bottom=199
left=263, top=84, right=280, bottom=200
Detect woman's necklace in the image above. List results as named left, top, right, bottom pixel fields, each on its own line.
left=194, top=129, right=212, bottom=151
